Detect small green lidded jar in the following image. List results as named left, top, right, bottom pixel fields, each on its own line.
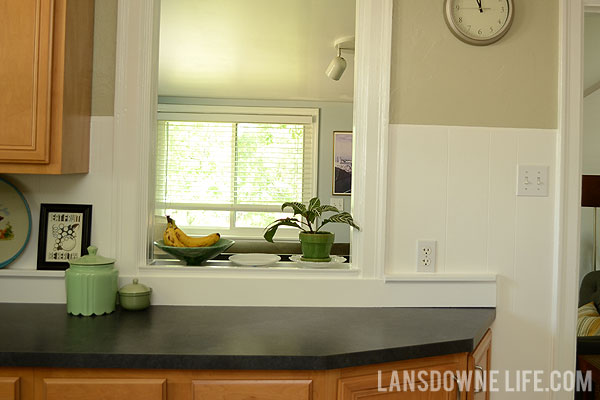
left=119, top=279, right=152, bottom=311
left=65, top=245, right=118, bottom=316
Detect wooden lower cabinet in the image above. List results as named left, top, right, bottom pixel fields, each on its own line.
left=0, top=377, right=20, bottom=400
left=193, top=379, right=312, bottom=400
left=337, top=353, right=466, bottom=400
left=40, top=378, right=166, bottom=400
left=0, top=368, right=34, bottom=400
left=1, top=331, right=491, bottom=400
left=467, top=330, right=492, bottom=400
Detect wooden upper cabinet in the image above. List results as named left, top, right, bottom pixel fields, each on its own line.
left=0, top=0, right=94, bottom=174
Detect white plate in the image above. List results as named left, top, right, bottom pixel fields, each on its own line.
left=289, top=255, right=348, bottom=269
left=229, top=253, right=281, bottom=267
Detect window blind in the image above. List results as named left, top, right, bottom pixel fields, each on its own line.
left=155, top=108, right=318, bottom=235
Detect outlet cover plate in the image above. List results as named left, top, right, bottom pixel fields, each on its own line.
left=417, top=240, right=436, bottom=273
left=517, top=165, right=549, bottom=197
left=330, top=197, right=344, bottom=212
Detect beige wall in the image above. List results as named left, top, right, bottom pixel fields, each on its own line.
left=91, top=0, right=117, bottom=116
left=389, top=0, right=558, bottom=129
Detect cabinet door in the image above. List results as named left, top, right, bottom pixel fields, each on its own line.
left=337, top=373, right=459, bottom=400
left=0, top=377, right=19, bottom=400
left=467, top=329, right=492, bottom=400
left=193, top=379, right=312, bottom=400
left=40, top=378, right=166, bottom=400
left=338, top=355, right=466, bottom=400
left=0, top=0, right=53, bottom=163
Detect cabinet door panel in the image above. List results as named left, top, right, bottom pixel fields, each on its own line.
left=0, top=0, right=52, bottom=163
left=338, top=379, right=458, bottom=400
left=467, top=329, right=491, bottom=400
left=338, top=355, right=466, bottom=400
left=193, top=379, right=312, bottom=400
left=0, top=377, right=19, bottom=400
left=41, top=378, right=166, bottom=400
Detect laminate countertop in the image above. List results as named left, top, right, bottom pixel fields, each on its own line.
left=0, top=304, right=495, bottom=370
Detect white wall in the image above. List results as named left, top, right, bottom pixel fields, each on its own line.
left=2, top=117, right=115, bottom=271
left=386, top=124, right=556, bottom=398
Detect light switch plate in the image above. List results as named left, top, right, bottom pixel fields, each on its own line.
left=330, top=197, right=344, bottom=211
left=517, top=165, right=549, bottom=197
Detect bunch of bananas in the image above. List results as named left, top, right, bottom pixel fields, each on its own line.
left=163, top=216, right=220, bottom=247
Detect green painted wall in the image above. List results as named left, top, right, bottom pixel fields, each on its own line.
left=91, top=0, right=117, bottom=116
left=390, top=0, right=558, bottom=129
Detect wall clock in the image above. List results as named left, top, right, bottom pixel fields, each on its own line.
left=444, top=0, right=514, bottom=46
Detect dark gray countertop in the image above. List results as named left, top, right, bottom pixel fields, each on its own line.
left=0, top=304, right=494, bottom=370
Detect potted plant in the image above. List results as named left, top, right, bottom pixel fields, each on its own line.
left=263, top=197, right=360, bottom=262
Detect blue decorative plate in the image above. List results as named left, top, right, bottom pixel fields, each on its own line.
left=0, top=178, right=32, bottom=268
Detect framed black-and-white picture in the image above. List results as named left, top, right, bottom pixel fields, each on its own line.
left=333, top=131, right=352, bottom=196
left=37, top=204, right=92, bottom=270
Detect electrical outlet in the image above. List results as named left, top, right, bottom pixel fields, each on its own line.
left=330, top=197, right=344, bottom=211
left=417, top=240, right=436, bottom=272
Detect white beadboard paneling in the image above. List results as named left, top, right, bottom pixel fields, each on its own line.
left=513, top=131, right=556, bottom=329
left=386, top=125, right=448, bottom=272
left=487, top=129, right=518, bottom=314
left=386, top=124, right=557, bottom=400
left=445, top=127, right=491, bottom=272
left=2, top=117, right=115, bottom=271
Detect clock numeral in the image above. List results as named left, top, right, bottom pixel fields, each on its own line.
left=498, top=19, right=502, bottom=25
left=458, top=17, right=462, bottom=23
left=501, top=6, right=505, bottom=12
left=455, top=4, right=460, bottom=10
left=490, top=26, right=494, bottom=32
left=478, top=28, right=483, bottom=35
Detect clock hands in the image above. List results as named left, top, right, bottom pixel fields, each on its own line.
left=475, top=0, right=484, bottom=13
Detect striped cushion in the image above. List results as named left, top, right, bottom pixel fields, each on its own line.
left=578, top=302, right=600, bottom=336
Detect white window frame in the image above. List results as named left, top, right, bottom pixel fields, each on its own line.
left=155, top=104, right=320, bottom=240
left=112, top=0, right=391, bottom=281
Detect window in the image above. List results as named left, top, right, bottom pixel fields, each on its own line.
left=154, top=105, right=319, bottom=240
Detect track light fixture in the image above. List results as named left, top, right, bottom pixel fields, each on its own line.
left=326, top=36, right=355, bottom=81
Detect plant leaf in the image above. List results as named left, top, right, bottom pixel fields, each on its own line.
left=305, top=210, right=317, bottom=224
left=316, top=205, right=339, bottom=214
left=322, top=212, right=360, bottom=230
left=308, top=197, right=320, bottom=211
left=263, top=218, right=304, bottom=242
left=281, top=202, right=306, bottom=216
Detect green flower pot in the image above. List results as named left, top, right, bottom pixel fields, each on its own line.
left=299, top=232, right=335, bottom=262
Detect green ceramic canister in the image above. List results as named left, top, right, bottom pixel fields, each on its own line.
left=65, top=245, right=118, bottom=316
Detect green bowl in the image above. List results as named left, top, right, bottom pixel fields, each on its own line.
left=154, top=238, right=235, bottom=266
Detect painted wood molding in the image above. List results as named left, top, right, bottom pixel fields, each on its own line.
left=552, top=0, right=585, bottom=399
left=585, top=81, right=600, bottom=97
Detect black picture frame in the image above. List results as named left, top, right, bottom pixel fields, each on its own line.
left=37, top=204, right=92, bottom=270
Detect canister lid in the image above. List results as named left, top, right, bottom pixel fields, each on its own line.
left=70, top=246, right=116, bottom=266
left=119, top=279, right=152, bottom=297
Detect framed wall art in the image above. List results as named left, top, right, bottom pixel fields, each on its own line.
left=333, top=131, right=352, bottom=196
left=37, top=204, right=92, bottom=270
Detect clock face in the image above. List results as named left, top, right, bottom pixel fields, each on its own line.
left=445, top=0, right=513, bottom=45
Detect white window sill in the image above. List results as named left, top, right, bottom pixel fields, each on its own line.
left=142, top=260, right=358, bottom=273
